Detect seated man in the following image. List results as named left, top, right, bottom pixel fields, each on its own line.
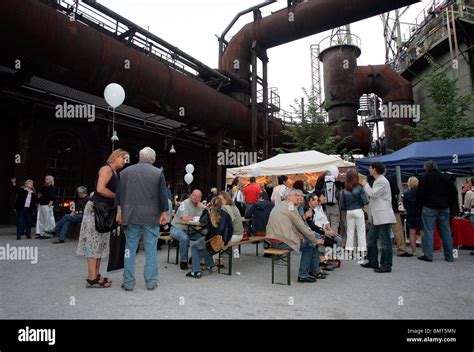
left=245, top=191, right=274, bottom=237
left=266, top=188, right=324, bottom=283
left=170, top=189, right=206, bottom=270
left=309, top=189, right=342, bottom=268
left=53, top=186, right=89, bottom=244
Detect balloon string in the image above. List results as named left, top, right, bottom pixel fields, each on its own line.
left=112, top=108, right=115, bottom=151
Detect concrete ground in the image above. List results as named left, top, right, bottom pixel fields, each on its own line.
left=0, top=226, right=473, bottom=319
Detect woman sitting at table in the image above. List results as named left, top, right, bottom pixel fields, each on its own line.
left=218, top=191, right=243, bottom=243
left=186, top=197, right=233, bottom=279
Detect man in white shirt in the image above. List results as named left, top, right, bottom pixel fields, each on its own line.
left=170, top=189, right=206, bottom=270
left=271, top=175, right=290, bottom=206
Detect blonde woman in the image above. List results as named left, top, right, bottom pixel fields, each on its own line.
left=76, top=148, right=129, bottom=288
left=11, top=178, right=38, bottom=239
left=186, top=197, right=234, bottom=279
left=402, top=176, right=423, bottom=256
left=219, top=191, right=244, bottom=243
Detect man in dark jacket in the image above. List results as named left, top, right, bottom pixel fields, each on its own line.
left=244, top=191, right=274, bottom=236
left=53, top=186, right=89, bottom=243
left=36, top=175, right=56, bottom=239
left=116, top=147, right=169, bottom=291
left=416, top=160, right=457, bottom=262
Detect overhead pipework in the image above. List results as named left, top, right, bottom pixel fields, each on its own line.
left=0, top=0, right=420, bottom=155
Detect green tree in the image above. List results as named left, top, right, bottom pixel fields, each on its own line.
left=401, top=57, right=474, bottom=142
left=273, top=89, right=345, bottom=155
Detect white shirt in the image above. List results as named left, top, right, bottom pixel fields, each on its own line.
left=312, top=205, right=329, bottom=228
left=24, top=191, right=32, bottom=208
left=271, top=184, right=287, bottom=205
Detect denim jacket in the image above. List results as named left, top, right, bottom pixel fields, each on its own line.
left=341, top=185, right=368, bottom=211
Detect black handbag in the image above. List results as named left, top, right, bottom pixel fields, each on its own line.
left=93, top=201, right=117, bottom=233
left=107, top=226, right=125, bottom=272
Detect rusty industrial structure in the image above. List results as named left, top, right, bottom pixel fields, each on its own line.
left=0, top=0, right=419, bottom=223
left=318, top=33, right=415, bottom=152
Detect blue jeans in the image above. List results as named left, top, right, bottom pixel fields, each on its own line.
left=421, top=207, right=453, bottom=261
left=16, top=208, right=33, bottom=238
left=56, top=214, right=83, bottom=240
left=270, top=239, right=315, bottom=278
left=190, top=236, right=215, bottom=273
left=123, top=224, right=159, bottom=289
left=170, top=226, right=201, bottom=262
left=367, top=223, right=392, bottom=270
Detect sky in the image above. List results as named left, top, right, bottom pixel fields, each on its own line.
left=98, top=0, right=434, bottom=113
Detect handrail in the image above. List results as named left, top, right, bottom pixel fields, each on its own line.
left=48, top=0, right=230, bottom=84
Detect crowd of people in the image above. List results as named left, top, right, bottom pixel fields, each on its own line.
left=9, top=147, right=474, bottom=289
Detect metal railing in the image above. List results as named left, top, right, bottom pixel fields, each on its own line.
left=392, top=1, right=474, bottom=73
left=47, top=0, right=229, bottom=85
left=319, top=30, right=361, bottom=53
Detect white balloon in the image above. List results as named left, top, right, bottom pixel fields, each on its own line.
left=185, top=164, right=195, bottom=174
left=184, top=173, right=194, bottom=185
left=104, top=83, right=125, bottom=108
left=327, top=165, right=339, bottom=178
left=250, top=164, right=261, bottom=177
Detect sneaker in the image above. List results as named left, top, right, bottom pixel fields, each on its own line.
left=360, top=263, right=379, bottom=269
left=121, top=284, right=133, bottom=291
left=186, top=271, right=202, bottom=279
left=297, top=276, right=316, bottom=283
left=398, top=252, right=412, bottom=257
left=417, top=255, right=433, bottom=262
left=53, top=240, right=65, bottom=244
left=374, top=267, right=391, bottom=273
left=202, top=266, right=218, bottom=275
left=320, top=262, right=335, bottom=271
left=206, top=265, right=218, bottom=273
left=180, top=262, right=189, bottom=270
left=309, top=271, right=327, bottom=279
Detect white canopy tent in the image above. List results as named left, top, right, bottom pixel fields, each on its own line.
left=225, top=150, right=355, bottom=180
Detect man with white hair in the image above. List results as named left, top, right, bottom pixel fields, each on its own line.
left=266, top=188, right=325, bottom=283
left=36, top=175, right=56, bottom=239
left=170, top=189, right=206, bottom=270
left=116, top=146, right=169, bottom=291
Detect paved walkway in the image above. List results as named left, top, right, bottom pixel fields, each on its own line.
left=0, top=226, right=473, bottom=319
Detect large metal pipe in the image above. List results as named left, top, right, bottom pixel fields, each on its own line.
left=0, top=0, right=280, bottom=143
left=356, top=65, right=415, bottom=150
left=220, top=0, right=420, bottom=80
left=319, top=42, right=414, bottom=153
left=0, top=0, right=419, bottom=148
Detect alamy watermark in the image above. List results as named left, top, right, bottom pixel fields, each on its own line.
left=0, top=244, right=38, bottom=264
left=325, top=245, right=365, bottom=263
left=217, top=149, right=257, bottom=166
left=380, top=102, right=420, bottom=122
left=18, top=326, right=55, bottom=345
left=55, top=102, right=95, bottom=122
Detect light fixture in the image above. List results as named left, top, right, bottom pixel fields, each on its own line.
left=169, top=144, right=176, bottom=154
left=110, top=130, right=119, bottom=141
